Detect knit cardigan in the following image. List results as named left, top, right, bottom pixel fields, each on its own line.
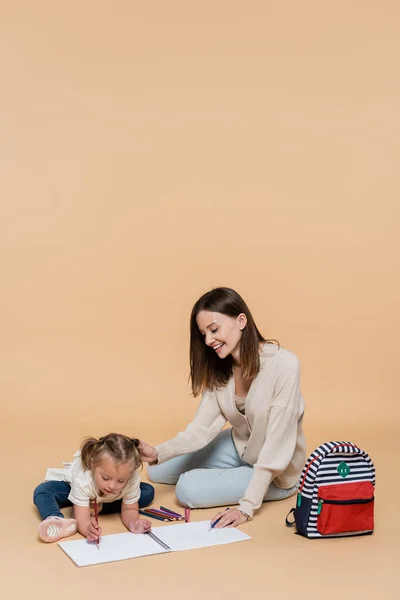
left=156, top=343, right=306, bottom=518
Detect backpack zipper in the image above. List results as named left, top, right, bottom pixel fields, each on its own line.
left=317, top=496, right=374, bottom=514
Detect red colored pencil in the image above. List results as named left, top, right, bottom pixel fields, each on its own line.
left=94, top=498, right=100, bottom=550
left=144, top=508, right=176, bottom=520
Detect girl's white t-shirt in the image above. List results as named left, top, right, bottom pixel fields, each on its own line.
left=45, top=450, right=141, bottom=507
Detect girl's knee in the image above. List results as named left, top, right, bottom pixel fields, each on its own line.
left=139, top=483, right=155, bottom=507
left=33, top=482, right=47, bottom=502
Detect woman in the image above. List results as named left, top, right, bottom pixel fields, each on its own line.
left=140, top=287, right=306, bottom=528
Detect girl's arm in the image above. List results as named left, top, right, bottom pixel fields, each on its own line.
left=121, top=502, right=151, bottom=534
left=73, top=505, right=102, bottom=542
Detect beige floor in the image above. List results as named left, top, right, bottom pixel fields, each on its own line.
left=1, top=425, right=398, bottom=600
left=2, top=2, right=399, bottom=598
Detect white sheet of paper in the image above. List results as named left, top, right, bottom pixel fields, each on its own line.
left=58, top=520, right=251, bottom=567
left=155, top=520, right=251, bottom=552
left=58, top=531, right=165, bottom=567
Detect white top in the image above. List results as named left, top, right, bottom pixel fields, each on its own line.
left=45, top=450, right=141, bottom=507
left=234, top=394, right=246, bottom=414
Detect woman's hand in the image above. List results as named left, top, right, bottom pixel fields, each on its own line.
left=210, top=508, right=248, bottom=529
left=129, top=518, right=152, bottom=534
left=86, top=520, right=102, bottom=542
left=139, top=440, right=158, bottom=464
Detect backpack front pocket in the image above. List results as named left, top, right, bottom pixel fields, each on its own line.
left=317, top=481, right=374, bottom=535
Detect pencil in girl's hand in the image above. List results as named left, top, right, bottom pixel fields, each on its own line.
left=89, top=498, right=100, bottom=550
left=94, top=498, right=100, bottom=550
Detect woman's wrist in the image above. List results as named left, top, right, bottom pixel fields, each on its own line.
left=149, top=449, right=158, bottom=465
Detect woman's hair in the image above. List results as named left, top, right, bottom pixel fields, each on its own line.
left=190, top=287, right=277, bottom=396
left=80, top=433, right=142, bottom=471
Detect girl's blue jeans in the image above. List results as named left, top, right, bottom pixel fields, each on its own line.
left=33, top=481, right=154, bottom=519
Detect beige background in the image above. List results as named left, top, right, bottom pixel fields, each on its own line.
left=1, top=2, right=399, bottom=598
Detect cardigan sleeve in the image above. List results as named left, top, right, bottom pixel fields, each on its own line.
left=238, top=358, right=303, bottom=518
left=156, top=389, right=227, bottom=464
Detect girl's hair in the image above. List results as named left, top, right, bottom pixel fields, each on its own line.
left=190, top=287, right=278, bottom=396
left=80, top=433, right=142, bottom=471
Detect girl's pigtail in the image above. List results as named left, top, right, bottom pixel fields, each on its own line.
left=81, top=437, right=102, bottom=470
left=130, top=437, right=143, bottom=470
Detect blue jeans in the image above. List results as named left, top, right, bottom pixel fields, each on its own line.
left=148, top=428, right=297, bottom=508
left=33, top=481, right=155, bottom=520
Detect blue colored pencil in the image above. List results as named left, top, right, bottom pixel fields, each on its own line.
left=209, top=507, right=230, bottom=530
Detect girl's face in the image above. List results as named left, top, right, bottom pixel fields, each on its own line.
left=92, top=452, right=134, bottom=496
left=196, top=310, right=247, bottom=361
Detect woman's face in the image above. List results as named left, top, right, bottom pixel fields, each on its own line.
left=196, top=310, right=247, bottom=360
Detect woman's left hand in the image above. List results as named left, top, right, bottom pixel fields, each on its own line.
left=129, top=518, right=152, bottom=534
left=210, top=508, right=248, bottom=529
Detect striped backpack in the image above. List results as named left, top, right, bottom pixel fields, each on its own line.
left=286, top=441, right=375, bottom=538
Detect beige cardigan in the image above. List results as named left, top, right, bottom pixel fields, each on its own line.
left=156, top=344, right=306, bottom=518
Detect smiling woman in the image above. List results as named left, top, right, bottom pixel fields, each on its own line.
left=140, top=287, right=307, bottom=528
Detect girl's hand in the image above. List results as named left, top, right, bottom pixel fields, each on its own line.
left=129, top=519, right=152, bottom=534
left=139, top=441, right=158, bottom=464
left=210, top=508, right=248, bottom=529
left=87, top=520, right=102, bottom=542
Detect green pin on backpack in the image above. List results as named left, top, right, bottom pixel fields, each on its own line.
left=337, top=461, right=350, bottom=478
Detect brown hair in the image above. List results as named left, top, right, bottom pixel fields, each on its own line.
left=80, top=433, right=142, bottom=471
left=190, top=287, right=278, bottom=396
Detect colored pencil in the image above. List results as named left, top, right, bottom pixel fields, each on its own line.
left=159, top=506, right=183, bottom=519
left=184, top=507, right=190, bottom=523
left=147, top=508, right=182, bottom=520
left=144, top=508, right=176, bottom=520
left=141, top=509, right=170, bottom=521
left=139, top=510, right=170, bottom=522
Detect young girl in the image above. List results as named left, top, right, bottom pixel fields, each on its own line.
left=140, top=287, right=306, bottom=528
left=33, top=433, right=154, bottom=543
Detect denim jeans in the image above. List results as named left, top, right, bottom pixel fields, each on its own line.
left=148, top=428, right=297, bottom=508
left=33, top=481, right=155, bottom=520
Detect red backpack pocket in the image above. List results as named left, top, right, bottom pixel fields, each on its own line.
left=317, top=481, right=374, bottom=535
